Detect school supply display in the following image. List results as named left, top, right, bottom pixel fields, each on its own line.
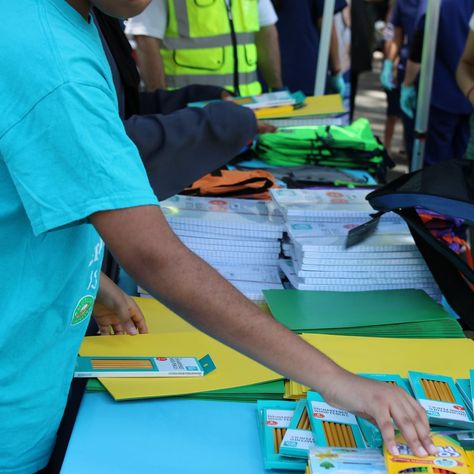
left=308, top=447, right=386, bottom=474
left=74, top=354, right=215, bottom=378
left=384, top=432, right=472, bottom=474
left=409, top=372, right=474, bottom=430
left=139, top=195, right=285, bottom=303
left=263, top=289, right=464, bottom=338
left=254, top=119, right=393, bottom=180
left=350, top=159, right=474, bottom=330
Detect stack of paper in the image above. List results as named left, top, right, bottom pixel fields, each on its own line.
left=271, top=188, right=441, bottom=300
left=263, top=289, right=465, bottom=339
left=138, top=195, right=285, bottom=303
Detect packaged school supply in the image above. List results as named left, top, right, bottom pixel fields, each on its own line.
left=279, top=399, right=315, bottom=458
left=74, top=354, right=215, bottom=378
left=409, top=372, right=474, bottom=430
left=181, top=169, right=279, bottom=200
left=308, top=447, right=386, bottom=474
left=306, top=391, right=366, bottom=448
left=188, top=90, right=305, bottom=111
left=349, top=159, right=474, bottom=330
left=254, top=119, right=393, bottom=180
left=256, top=400, right=307, bottom=471
left=456, top=379, right=473, bottom=414
left=384, top=432, right=472, bottom=474
left=356, top=374, right=413, bottom=447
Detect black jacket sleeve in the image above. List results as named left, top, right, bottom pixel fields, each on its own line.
left=124, top=102, right=257, bottom=200
left=138, top=85, right=227, bottom=115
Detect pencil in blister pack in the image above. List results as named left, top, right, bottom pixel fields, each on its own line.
left=384, top=432, right=471, bottom=474
left=279, top=399, right=315, bottom=458
left=409, top=372, right=474, bottom=430
left=306, top=391, right=366, bottom=449
left=256, top=400, right=307, bottom=471
left=357, top=374, right=413, bottom=448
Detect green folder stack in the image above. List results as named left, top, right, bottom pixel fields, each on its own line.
left=86, top=379, right=285, bottom=402
left=263, top=289, right=465, bottom=339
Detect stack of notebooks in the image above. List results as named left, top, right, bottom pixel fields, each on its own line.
left=271, top=188, right=441, bottom=301
left=138, top=195, right=285, bottom=303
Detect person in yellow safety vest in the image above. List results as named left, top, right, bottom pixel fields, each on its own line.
left=125, top=0, right=283, bottom=95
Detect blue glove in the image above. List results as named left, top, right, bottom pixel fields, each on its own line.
left=329, top=73, right=346, bottom=96
left=380, top=59, right=395, bottom=90
left=400, top=83, right=417, bottom=119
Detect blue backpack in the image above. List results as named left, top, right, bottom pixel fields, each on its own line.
left=348, top=160, right=474, bottom=330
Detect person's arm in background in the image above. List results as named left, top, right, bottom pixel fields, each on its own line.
left=400, top=23, right=423, bottom=118
left=381, top=25, right=403, bottom=90
left=124, top=101, right=258, bottom=200
left=90, top=205, right=435, bottom=457
left=255, top=24, right=283, bottom=90
left=456, top=29, right=474, bottom=106
left=134, top=35, right=166, bottom=91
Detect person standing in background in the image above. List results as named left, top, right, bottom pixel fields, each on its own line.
left=456, top=9, right=474, bottom=161
left=272, top=0, right=348, bottom=97
left=401, top=0, right=474, bottom=166
left=125, top=0, right=283, bottom=95
left=380, top=0, right=420, bottom=164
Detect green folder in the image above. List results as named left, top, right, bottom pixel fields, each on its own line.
left=263, top=289, right=465, bottom=338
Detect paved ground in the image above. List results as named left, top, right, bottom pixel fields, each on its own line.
left=353, top=51, right=409, bottom=181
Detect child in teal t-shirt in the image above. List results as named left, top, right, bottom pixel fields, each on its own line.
left=0, top=1, right=158, bottom=471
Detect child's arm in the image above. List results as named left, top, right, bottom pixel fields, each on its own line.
left=91, top=206, right=435, bottom=457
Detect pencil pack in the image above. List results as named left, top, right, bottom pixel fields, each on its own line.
left=74, top=354, right=215, bottom=378
left=356, top=374, right=413, bottom=448
left=306, top=391, right=366, bottom=449
left=308, top=446, right=386, bottom=474
left=456, top=379, right=472, bottom=415
left=409, top=372, right=474, bottom=430
left=384, top=432, right=471, bottom=474
left=256, top=400, right=307, bottom=471
left=279, top=399, right=315, bottom=458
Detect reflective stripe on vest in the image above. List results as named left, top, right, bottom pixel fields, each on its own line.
left=163, top=0, right=261, bottom=94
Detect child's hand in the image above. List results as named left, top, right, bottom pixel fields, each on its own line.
left=93, top=272, right=148, bottom=335
left=321, top=371, right=436, bottom=457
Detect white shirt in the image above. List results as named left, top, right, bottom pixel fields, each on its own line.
left=125, top=0, right=278, bottom=39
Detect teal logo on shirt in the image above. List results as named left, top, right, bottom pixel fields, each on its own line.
left=71, top=295, right=95, bottom=325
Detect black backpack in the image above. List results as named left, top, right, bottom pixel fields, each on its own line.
left=347, top=160, right=474, bottom=330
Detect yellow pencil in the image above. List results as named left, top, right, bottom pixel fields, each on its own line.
left=273, top=428, right=278, bottom=453
left=436, top=381, right=455, bottom=403
left=429, top=379, right=445, bottom=401
left=421, top=379, right=436, bottom=400
left=346, top=425, right=357, bottom=448
left=323, top=422, right=336, bottom=446
left=275, top=428, right=283, bottom=453
left=341, top=424, right=353, bottom=448
left=298, top=409, right=308, bottom=429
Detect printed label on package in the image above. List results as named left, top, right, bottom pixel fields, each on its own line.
left=310, top=401, right=358, bottom=424
left=265, top=409, right=294, bottom=428
left=419, top=399, right=470, bottom=422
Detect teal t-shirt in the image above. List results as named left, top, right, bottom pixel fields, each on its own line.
left=0, top=1, right=159, bottom=472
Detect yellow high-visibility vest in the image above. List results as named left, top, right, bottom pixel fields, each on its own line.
left=162, top=0, right=262, bottom=95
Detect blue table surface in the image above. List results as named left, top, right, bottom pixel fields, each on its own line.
left=61, top=392, right=296, bottom=474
